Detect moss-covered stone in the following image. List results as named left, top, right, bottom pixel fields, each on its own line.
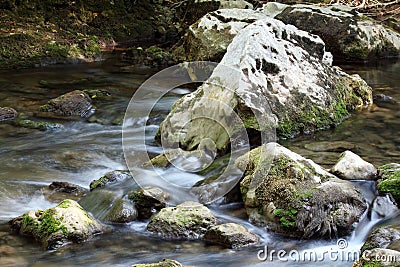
left=236, top=143, right=367, bottom=238
left=9, top=199, right=107, bottom=250
left=128, top=186, right=169, bottom=219
left=89, top=170, right=132, bottom=191
left=147, top=201, right=217, bottom=239
left=377, top=164, right=400, bottom=205
left=14, top=119, right=62, bottom=131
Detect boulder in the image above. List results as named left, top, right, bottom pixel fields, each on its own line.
left=9, top=199, right=107, bottom=250
left=132, top=259, right=184, bottom=267
left=39, top=90, right=93, bottom=118
left=42, top=181, right=88, bottom=203
left=377, top=164, right=400, bottom=205
left=203, top=223, right=259, bottom=248
left=90, top=170, right=133, bottom=191
left=158, top=17, right=372, bottom=151
left=147, top=201, right=218, bottom=239
left=236, top=143, right=367, bottom=238
left=172, top=8, right=268, bottom=62
left=331, top=150, right=377, bottom=180
left=0, top=107, right=17, bottom=122
left=275, top=4, right=400, bottom=61
left=128, top=186, right=170, bottom=219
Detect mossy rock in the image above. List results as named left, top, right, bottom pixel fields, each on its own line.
left=14, top=119, right=63, bottom=131
left=9, top=199, right=107, bottom=250
left=377, top=164, right=400, bottom=205
left=90, top=170, right=132, bottom=191
left=236, top=143, right=367, bottom=238
left=128, top=186, right=169, bottom=219
left=147, top=201, right=218, bottom=240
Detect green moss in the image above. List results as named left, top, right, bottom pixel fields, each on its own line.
left=57, top=199, right=72, bottom=209
left=377, top=173, right=400, bottom=204
left=39, top=104, right=50, bottom=112
left=274, top=207, right=297, bottom=229
left=36, top=209, right=68, bottom=240
left=21, top=213, right=39, bottom=236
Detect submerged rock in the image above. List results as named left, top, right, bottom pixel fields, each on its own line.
left=331, top=151, right=377, bottom=180
left=0, top=107, right=17, bottom=122
left=132, top=259, right=184, bottom=267
left=236, top=143, right=366, bottom=238
left=377, top=164, right=400, bottom=205
left=9, top=199, right=107, bottom=250
left=39, top=90, right=93, bottom=118
left=128, top=186, right=169, bottom=219
left=203, top=223, right=259, bottom=248
left=304, top=141, right=357, bottom=152
left=147, top=201, right=217, bottom=240
left=275, top=4, right=400, bottom=61
left=90, top=170, right=133, bottom=191
left=158, top=17, right=372, bottom=151
left=14, top=119, right=63, bottom=131
left=42, top=181, right=88, bottom=203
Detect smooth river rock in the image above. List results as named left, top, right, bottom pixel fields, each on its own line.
left=203, top=222, right=259, bottom=248
left=236, top=143, right=367, bottom=238
left=331, top=150, right=377, bottom=180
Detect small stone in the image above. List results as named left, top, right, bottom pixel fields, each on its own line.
left=132, top=259, right=184, bottom=267
left=0, top=107, right=17, bottom=122
left=331, top=151, right=377, bottom=180
left=39, top=90, right=93, bottom=118
left=128, top=186, right=169, bottom=219
left=203, top=223, right=259, bottom=248
left=104, top=199, right=138, bottom=223
left=90, top=170, right=132, bottom=191
left=42, top=181, right=88, bottom=202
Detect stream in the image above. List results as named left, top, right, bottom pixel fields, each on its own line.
left=0, top=55, right=399, bottom=267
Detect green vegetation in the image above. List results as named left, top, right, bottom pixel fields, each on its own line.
left=377, top=164, right=400, bottom=204
left=274, top=208, right=298, bottom=229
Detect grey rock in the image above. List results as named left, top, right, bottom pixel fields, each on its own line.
left=275, top=4, right=400, bottom=61
left=128, top=186, right=170, bottom=219
left=203, top=222, right=259, bottom=248
left=331, top=150, right=377, bottom=180
left=0, top=107, right=17, bottom=122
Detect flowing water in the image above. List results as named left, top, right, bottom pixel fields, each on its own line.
left=0, top=56, right=399, bottom=267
